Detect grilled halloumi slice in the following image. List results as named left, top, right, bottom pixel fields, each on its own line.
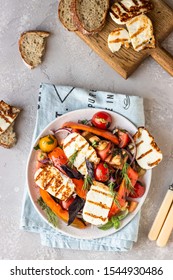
left=126, top=14, right=155, bottom=52
left=63, top=132, right=100, bottom=176
left=129, top=127, right=163, bottom=170
left=82, top=181, right=114, bottom=226
left=0, top=100, right=21, bottom=135
left=108, top=28, right=130, bottom=52
left=110, top=0, right=153, bottom=25
left=34, top=165, right=75, bottom=201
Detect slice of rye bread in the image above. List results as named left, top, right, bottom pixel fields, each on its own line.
left=0, top=123, right=17, bottom=148
left=71, top=0, right=110, bottom=35
left=19, top=31, right=50, bottom=69
left=58, top=0, right=78, bottom=31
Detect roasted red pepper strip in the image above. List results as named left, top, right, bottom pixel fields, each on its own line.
left=39, top=188, right=86, bottom=229
left=62, top=122, right=119, bottom=145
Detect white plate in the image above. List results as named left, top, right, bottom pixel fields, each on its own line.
left=26, top=108, right=152, bottom=240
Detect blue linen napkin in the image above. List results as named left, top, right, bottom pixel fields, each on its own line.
left=20, top=83, right=145, bottom=251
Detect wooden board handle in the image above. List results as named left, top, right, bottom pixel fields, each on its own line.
left=148, top=189, right=173, bottom=241
left=151, top=46, right=173, bottom=76
left=156, top=203, right=173, bottom=247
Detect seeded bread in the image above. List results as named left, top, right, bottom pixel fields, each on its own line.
left=19, top=31, right=50, bottom=69
left=71, top=0, right=110, bottom=35
left=58, top=0, right=77, bottom=31
left=0, top=123, right=17, bottom=149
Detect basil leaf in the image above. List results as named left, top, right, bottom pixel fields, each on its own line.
left=68, top=196, right=85, bottom=226
left=99, top=220, right=113, bottom=230
left=117, top=209, right=129, bottom=221
left=34, top=144, right=40, bottom=150
left=86, top=159, right=94, bottom=179
left=60, top=165, right=84, bottom=179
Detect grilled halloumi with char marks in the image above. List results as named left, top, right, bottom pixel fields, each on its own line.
left=82, top=181, right=114, bottom=226
left=110, top=0, right=153, bottom=25
left=126, top=14, right=155, bottom=52
left=0, top=100, right=21, bottom=135
left=34, top=165, right=75, bottom=201
left=129, top=127, right=163, bottom=169
left=63, top=132, right=100, bottom=176
left=108, top=28, right=130, bottom=52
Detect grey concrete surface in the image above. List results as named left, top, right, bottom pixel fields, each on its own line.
left=0, top=0, right=173, bottom=260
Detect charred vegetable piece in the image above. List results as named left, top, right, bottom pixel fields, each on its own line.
left=62, top=122, right=119, bottom=145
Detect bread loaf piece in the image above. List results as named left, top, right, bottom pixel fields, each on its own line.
left=72, top=0, right=110, bottom=35
left=19, top=31, right=50, bottom=69
left=0, top=100, right=21, bottom=149
left=58, top=0, right=77, bottom=31
left=0, top=123, right=17, bottom=149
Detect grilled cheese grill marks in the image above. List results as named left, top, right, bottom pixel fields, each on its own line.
left=129, top=127, right=163, bottom=170
left=108, top=28, right=130, bottom=52
left=63, top=132, right=100, bottom=176
left=110, top=0, right=153, bottom=25
left=126, top=14, right=155, bottom=51
left=34, top=165, right=75, bottom=201
left=82, top=181, right=114, bottom=225
left=0, top=100, right=21, bottom=135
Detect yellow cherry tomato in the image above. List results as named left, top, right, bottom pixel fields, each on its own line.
left=38, top=135, right=58, bottom=153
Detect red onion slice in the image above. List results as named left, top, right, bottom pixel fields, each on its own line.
left=51, top=128, right=72, bottom=134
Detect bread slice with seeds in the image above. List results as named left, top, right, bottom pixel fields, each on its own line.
left=0, top=123, right=17, bottom=149
left=58, top=0, right=77, bottom=31
left=72, top=0, right=110, bottom=35
left=19, top=31, right=50, bottom=69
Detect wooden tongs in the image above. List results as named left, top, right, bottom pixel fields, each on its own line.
left=148, top=184, right=173, bottom=247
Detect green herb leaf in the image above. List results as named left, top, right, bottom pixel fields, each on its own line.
left=80, top=119, right=88, bottom=125
left=83, top=175, right=93, bottom=190
left=37, top=197, right=58, bottom=227
left=34, top=144, right=40, bottom=150
left=99, top=220, right=113, bottom=230
left=47, top=135, right=54, bottom=145
left=117, top=209, right=129, bottom=221
left=121, top=163, right=134, bottom=193
left=91, top=140, right=99, bottom=148
left=68, top=150, right=78, bottom=167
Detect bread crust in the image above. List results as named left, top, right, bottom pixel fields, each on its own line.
left=58, top=0, right=78, bottom=31
left=71, top=0, right=110, bottom=35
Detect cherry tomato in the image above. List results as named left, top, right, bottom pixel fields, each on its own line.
left=118, top=130, right=130, bottom=148
left=61, top=196, right=75, bottom=210
left=91, top=111, right=112, bottom=130
left=129, top=182, right=145, bottom=198
left=39, top=135, right=57, bottom=153
left=97, top=141, right=112, bottom=161
left=94, top=162, right=110, bottom=182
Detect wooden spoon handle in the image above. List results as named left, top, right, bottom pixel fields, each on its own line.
left=156, top=203, right=173, bottom=247
left=150, top=46, right=173, bottom=76
left=148, top=188, right=173, bottom=241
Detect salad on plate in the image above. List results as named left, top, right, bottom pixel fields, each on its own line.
left=32, top=110, right=163, bottom=232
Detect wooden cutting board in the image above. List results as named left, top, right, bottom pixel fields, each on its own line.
left=76, top=0, right=173, bottom=79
